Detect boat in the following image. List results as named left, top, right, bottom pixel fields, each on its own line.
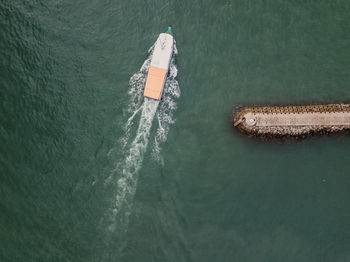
left=143, top=26, right=174, bottom=100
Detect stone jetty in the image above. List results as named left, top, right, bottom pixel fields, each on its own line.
left=233, top=104, right=350, bottom=137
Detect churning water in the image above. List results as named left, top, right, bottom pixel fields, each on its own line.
left=105, top=41, right=180, bottom=234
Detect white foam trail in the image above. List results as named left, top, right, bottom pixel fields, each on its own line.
left=104, top=41, right=180, bottom=234
left=109, top=98, right=158, bottom=232
left=120, top=53, right=153, bottom=150
left=152, top=42, right=181, bottom=163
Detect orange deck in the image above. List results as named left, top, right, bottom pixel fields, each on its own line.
left=143, top=66, right=168, bottom=100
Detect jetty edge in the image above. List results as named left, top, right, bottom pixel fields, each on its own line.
left=233, top=104, right=350, bottom=137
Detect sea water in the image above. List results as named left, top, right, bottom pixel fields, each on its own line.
left=1, top=1, right=350, bottom=261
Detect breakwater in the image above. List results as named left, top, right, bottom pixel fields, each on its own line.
left=234, top=104, right=350, bottom=137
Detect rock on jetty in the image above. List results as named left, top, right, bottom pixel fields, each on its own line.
left=233, top=104, right=350, bottom=137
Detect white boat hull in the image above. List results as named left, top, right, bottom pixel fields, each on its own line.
left=143, top=31, right=174, bottom=100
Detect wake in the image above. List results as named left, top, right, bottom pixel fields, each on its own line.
left=104, top=41, right=180, bottom=234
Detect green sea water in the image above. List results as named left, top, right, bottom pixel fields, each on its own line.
left=1, top=0, right=350, bottom=261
